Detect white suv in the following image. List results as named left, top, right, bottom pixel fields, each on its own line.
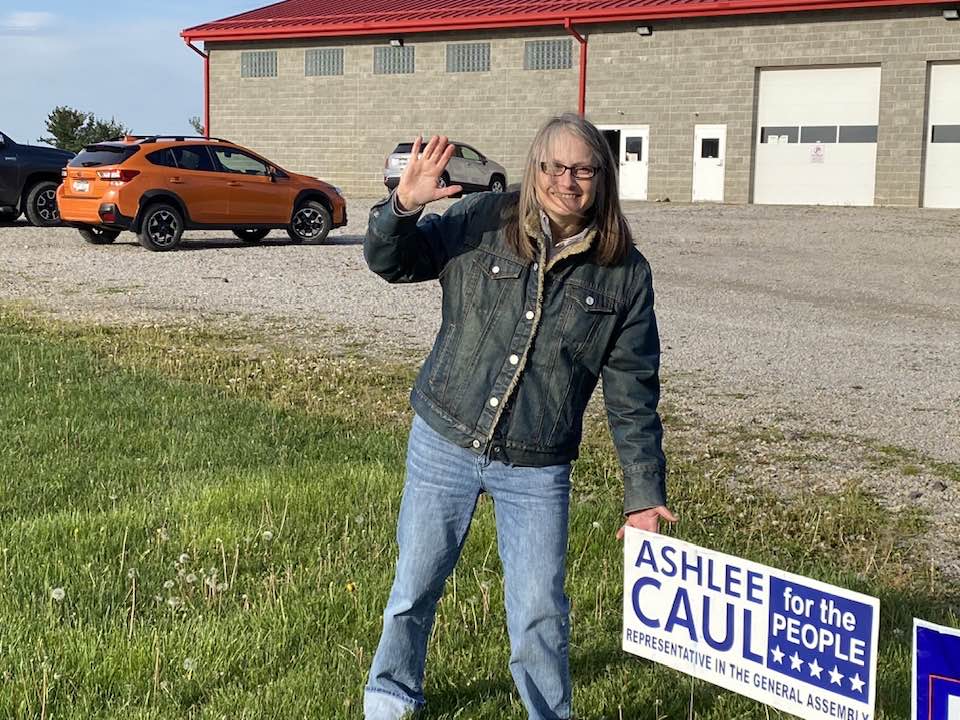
left=384, top=141, right=507, bottom=194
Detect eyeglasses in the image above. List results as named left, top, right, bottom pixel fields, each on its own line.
left=539, top=161, right=599, bottom=180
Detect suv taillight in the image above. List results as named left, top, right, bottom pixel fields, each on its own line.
left=97, top=169, right=140, bottom=182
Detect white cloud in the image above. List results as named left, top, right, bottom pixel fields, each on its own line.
left=1, top=11, right=56, bottom=33
left=1, top=16, right=203, bottom=144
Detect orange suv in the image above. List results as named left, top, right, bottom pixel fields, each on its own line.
left=57, top=136, right=346, bottom=251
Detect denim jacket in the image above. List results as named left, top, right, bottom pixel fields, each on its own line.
left=364, top=190, right=666, bottom=513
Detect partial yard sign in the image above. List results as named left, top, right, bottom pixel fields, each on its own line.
left=622, top=528, right=879, bottom=720
left=913, top=618, right=960, bottom=720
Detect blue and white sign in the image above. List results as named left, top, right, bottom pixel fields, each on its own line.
left=622, top=529, right=880, bottom=720
left=913, top=618, right=960, bottom=720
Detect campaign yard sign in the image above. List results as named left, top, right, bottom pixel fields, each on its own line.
left=622, top=529, right=880, bottom=720
left=913, top=618, right=960, bottom=720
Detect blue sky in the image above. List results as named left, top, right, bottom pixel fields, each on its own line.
left=0, top=1, right=260, bottom=146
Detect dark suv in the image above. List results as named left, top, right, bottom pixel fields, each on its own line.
left=0, top=131, right=75, bottom=226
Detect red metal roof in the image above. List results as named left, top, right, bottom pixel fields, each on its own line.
left=182, top=0, right=943, bottom=41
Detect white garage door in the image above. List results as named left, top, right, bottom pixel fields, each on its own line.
left=923, top=63, right=960, bottom=208
left=754, top=67, right=881, bottom=206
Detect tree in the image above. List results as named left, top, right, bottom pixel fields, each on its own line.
left=37, top=106, right=87, bottom=152
left=38, top=106, right=130, bottom=152
left=188, top=115, right=205, bottom=136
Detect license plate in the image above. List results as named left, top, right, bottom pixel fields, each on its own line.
left=72, top=180, right=89, bottom=192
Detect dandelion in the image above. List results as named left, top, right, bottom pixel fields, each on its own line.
left=217, top=582, right=228, bottom=592
left=592, top=521, right=601, bottom=529
left=178, top=553, right=190, bottom=565
left=154, top=595, right=164, bottom=604
left=346, top=581, right=357, bottom=594
left=127, top=568, right=138, bottom=580
left=163, top=580, right=175, bottom=590
left=156, top=527, right=169, bottom=542
left=167, top=596, right=181, bottom=608
left=262, top=530, right=274, bottom=542
left=182, top=658, right=195, bottom=672
left=354, top=515, right=366, bottom=526
left=50, top=587, right=66, bottom=602
left=186, top=573, right=197, bottom=584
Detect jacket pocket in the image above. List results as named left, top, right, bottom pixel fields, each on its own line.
left=428, top=322, right=459, bottom=393
left=560, top=284, right=619, bottom=356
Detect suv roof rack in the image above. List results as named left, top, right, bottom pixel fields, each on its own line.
left=106, top=135, right=233, bottom=144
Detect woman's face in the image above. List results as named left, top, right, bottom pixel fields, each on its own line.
left=534, top=131, right=599, bottom=227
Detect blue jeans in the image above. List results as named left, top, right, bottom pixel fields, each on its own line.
left=365, top=414, right=573, bottom=719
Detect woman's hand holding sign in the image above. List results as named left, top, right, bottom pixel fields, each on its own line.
left=396, top=135, right=464, bottom=211
left=617, top=506, right=679, bottom=539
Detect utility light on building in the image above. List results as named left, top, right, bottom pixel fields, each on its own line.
left=636, top=25, right=653, bottom=36
left=943, top=8, right=959, bottom=19
left=389, top=38, right=404, bottom=46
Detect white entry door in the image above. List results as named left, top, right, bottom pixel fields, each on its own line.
left=598, top=125, right=649, bottom=200
left=618, top=126, right=649, bottom=200
left=692, top=124, right=726, bottom=202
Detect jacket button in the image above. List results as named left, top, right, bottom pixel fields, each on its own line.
left=525, top=310, right=534, bottom=320
left=493, top=447, right=501, bottom=454
left=472, top=439, right=481, bottom=449
left=492, top=265, right=500, bottom=274
left=509, top=354, right=519, bottom=365
left=533, top=262, right=539, bottom=271
left=586, top=296, right=595, bottom=306
left=489, top=397, right=499, bottom=407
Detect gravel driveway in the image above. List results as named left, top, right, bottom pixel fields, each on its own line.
left=2, top=200, right=959, bottom=569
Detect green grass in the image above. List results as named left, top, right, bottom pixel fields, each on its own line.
left=0, top=308, right=956, bottom=719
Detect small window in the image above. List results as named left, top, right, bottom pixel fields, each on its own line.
left=306, top=48, right=343, bottom=76
left=171, top=146, right=215, bottom=172
left=212, top=148, right=270, bottom=175
left=374, top=46, right=415, bottom=74
left=931, top=125, right=960, bottom=143
left=146, top=149, right=177, bottom=167
left=625, top=137, right=643, bottom=161
left=800, top=126, right=837, bottom=144
left=460, top=146, right=482, bottom=162
left=701, top=138, right=720, bottom=159
left=447, top=43, right=490, bottom=73
left=838, top=125, right=878, bottom=143
left=760, top=127, right=799, bottom=144
left=69, top=144, right=141, bottom=168
left=241, top=50, right=278, bottom=78
left=524, top=39, right=573, bottom=71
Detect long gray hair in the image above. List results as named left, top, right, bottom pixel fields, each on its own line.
left=504, top=112, right=633, bottom=266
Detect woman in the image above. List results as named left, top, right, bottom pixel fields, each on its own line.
left=363, top=113, right=675, bottom=720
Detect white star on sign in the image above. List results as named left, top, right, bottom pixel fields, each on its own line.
left=829, top=666, right=845, bottom=685
left=808, top=659, right=823, bottom=678
left=849, top=673, right=865, bottom=693
left=770, top=645, right=785, bottom=664
left=790, top=652, right=803, bottom=671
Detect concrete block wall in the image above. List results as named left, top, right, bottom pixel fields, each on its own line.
left=208, top=29, right=579, bottom=199
left=207, top=7, right=959, bottom=205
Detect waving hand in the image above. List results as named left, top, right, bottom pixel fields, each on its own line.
left=396, top=135, right=464, bottom=211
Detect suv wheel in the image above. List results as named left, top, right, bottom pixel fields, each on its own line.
left=437, top=173, right=449, bottom=189
left=25, top=181, right=61, bottom=227
left=287, top=201, right=331, bottom=244
left=79, top=227, right=120, bottom=245
left=489, top=176, right=506, bottom=193
left=0, top=208, right=20, bottom=223
left=138, top=203, right=184, bottom=251
left=234, top=228, right=270, bottom=243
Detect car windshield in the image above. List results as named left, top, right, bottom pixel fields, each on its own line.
left=70, top=145, right=141, bottom=167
